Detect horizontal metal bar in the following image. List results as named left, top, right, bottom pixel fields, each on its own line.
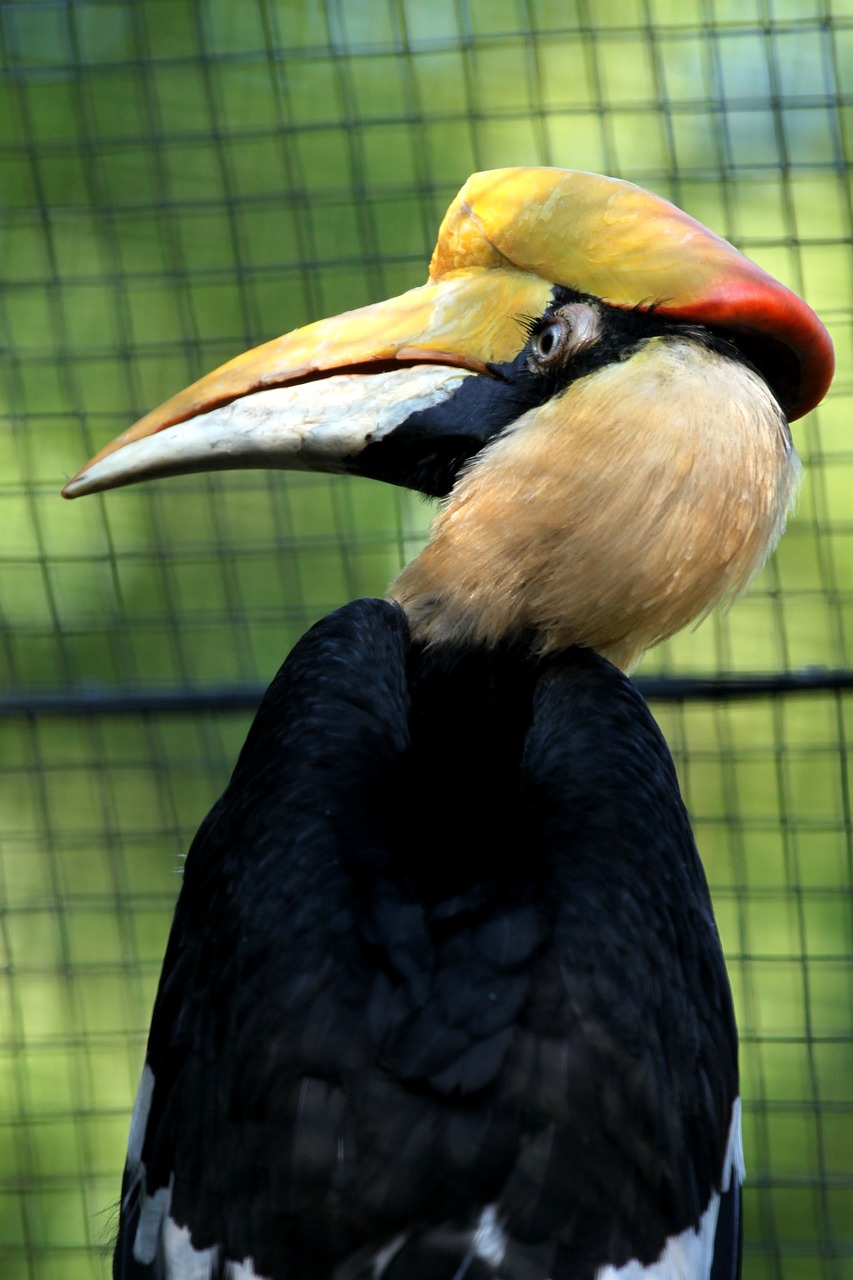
left=636, top=668, right=853, bottom=700
left=0, top=687, right=267, bottom=717
left=1, top=669, right=852, bottom=718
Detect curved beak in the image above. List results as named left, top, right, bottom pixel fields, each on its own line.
left=63, top=167, right=834, bottom=501
left=62, top=268, right=552, bottom=499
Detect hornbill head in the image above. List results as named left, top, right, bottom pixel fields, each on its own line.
left=63, top=168, right=833, bottom=670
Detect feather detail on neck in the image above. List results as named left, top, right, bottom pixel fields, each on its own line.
left=390, top=338, right=799, bottom=672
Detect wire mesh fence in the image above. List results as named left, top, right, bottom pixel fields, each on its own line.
left=0, top=1, right=851, bottom=1277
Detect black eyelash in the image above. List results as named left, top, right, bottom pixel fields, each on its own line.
left=516, top=313, right=545, bottom=341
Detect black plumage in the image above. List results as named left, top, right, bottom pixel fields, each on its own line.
left=118, top=599, right=741, bottom=1280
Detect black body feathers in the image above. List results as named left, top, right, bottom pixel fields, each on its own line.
left=117, top=599, right=740, bottom=1280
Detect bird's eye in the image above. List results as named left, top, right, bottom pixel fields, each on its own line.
left=533, top=320, right=567, bottom=362
left=528, top=303, right=602, bottom=372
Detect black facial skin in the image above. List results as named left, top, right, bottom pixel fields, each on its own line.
left=356, top=286, right=764, bottom=500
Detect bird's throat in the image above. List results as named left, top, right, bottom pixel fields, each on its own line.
left=390, top=338, right=800, bottom=671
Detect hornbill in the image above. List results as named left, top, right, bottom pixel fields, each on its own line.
left=64, top=168, right=833, bottom=1280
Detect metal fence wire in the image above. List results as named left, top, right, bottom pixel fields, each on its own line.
left=1, top=1, right=852, bottom=1277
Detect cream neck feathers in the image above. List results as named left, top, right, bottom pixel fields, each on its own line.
left=390, top=337, right=799, bottom=672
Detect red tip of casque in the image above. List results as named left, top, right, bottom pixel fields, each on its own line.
left=660, top=276, right=834, bottom=422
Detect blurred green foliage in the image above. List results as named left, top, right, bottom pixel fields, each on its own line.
left=1, top=1, right=851, bottom=1277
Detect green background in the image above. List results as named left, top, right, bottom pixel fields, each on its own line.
left=1, top=1, right=851, bottom=1276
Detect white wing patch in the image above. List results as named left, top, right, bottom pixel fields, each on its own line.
left=596, top=1098, right=743, bottom=1280
left=473, top=1204, right=508, bottom=1268
left=136, top=1193, right=271, bottom=1278
left=164, top=1218, right=268, bottom=1277
left=163, top=1217, right=218, bottom=1278
left=125, top=1060, right=168, bottom=1268
left=125, top=1062, right=271, bottom=1277
left=128, top=1062, right=155, bottom=1165
left=227, top=1258, right=268, bottom=1278
left=133, top=1183, right=171, bottom=1266
left=723, top=1097, right=745, bottom=1190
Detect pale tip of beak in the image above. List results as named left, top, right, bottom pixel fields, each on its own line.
left=61, top=441, right=163, bottom=498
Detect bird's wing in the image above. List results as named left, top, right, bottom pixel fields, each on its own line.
left=115, top=598, right=415, bottom=1279
left=509, top=653, right=744, bottom=1280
